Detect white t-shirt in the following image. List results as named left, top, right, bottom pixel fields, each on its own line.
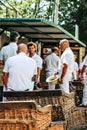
left=29, top=53, right=42, bottom=68
left=61, top=47, right=74, bottom=80
left=0, top=42, right=17, bottom=63
left=3, top=52, right=37, bottom=91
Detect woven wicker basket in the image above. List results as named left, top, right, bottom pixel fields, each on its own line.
left=66, top=107, right=87, bottom=130
left=0, top=101, right=52, bottom=130
left=0, top=119, right=34, bottom=130
left=4, top=90, right=87, bottom=130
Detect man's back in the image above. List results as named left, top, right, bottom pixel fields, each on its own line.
left=3, top=52, right=37, bottom=91
left=45, top=53, right=60, bottom=72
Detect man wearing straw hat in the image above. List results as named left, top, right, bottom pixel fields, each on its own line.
left=45, top=46, right=61, bottom=90
left=59, top=39, right=74, bottom=93
left=27, top=42, right=43, bottom=89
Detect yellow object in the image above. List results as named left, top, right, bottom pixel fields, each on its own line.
left=46, top=75, right=59, bottom=85
left=27, top=41, right=37, bottom=49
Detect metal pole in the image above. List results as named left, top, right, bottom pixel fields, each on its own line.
left=54, top=0, right=60, bottom=24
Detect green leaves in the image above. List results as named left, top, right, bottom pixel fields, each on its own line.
left=0, top=0, right=87, bottom=44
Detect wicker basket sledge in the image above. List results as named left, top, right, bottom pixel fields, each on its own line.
left=0, top=100, right=52, bottom=130
left=3, top=90, right=87, bottom=130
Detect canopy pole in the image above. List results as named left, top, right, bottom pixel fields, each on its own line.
left=75, top=24, right=79, bottom=39
left=54, top=0, right=60, bottom=24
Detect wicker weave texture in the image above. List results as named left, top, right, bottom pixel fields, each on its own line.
left=66, top=108, right=87, bottom=130
left=0, top=102, right=52, bottom=130
left=5, top=92, right=87, bottom=130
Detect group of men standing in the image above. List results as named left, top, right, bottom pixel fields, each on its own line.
left=0, top=31, right=42, bottom=91
left=0, top=31, right=87, bottom=106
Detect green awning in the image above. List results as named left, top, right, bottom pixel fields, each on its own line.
left=0, top=18, right=86, bottom=47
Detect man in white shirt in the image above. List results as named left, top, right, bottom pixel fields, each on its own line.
left=0, top=31, right=20, bottom=65
left=3, top=43, right=37, bottom=91
left=45, top=47, right=61, bottom=90
left=27, top=42, right=43, bottom=84
left=80, top=55, right=87, bottom=106
left=59, top=39, right=74, bottom=93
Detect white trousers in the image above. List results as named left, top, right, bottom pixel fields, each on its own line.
left=60, top=73, right=72, bottom=94
left=48, top=83, right=55, bottom=90
left=46, top=72, right=56, bottom=90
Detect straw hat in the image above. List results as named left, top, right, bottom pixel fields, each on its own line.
left=46, top=75, right=59, bottom=85
left=27, top=41, right=37, bottom=49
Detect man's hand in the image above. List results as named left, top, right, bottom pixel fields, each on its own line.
left=59, top=77, right=64, bottom=84
left=54, top=72, right=59, bottom=76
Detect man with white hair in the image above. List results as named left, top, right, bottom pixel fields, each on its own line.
left=3, top=43, right=37, bottom=91
left=59, top=39, right=74, bottom=93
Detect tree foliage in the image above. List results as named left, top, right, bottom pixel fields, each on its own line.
left=59, top=0, right=87, bottom=44
left=0, top=0, right=51, bottom=18
left=0, top=0, right=87, bottom=44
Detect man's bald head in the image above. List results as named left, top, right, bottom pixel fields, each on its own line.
left=17, top=43, right=28, bottom=54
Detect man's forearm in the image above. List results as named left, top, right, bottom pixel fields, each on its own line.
left=3, top=72, right=8, bottom=88
left=37, top=67, right=41, bottom=77
left=0, top=60, right=4, bottom=65
left=61, top=64, right=68, bottom=79
left=81, top=65, right=86, bottom=74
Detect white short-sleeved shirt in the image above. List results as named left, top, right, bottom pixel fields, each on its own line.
left=45, top=53, right=61, bottom=77
left=29, top=53, right=42, bottom=68
left=74, top=62, right=78, bottom=71
left=61, top=47, right=74, bottom=75
left=0, top=42, right=17, bottom=63
left=79, top=61, right=84, bottom=70
left=3, top=52, right=37, bottom=91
